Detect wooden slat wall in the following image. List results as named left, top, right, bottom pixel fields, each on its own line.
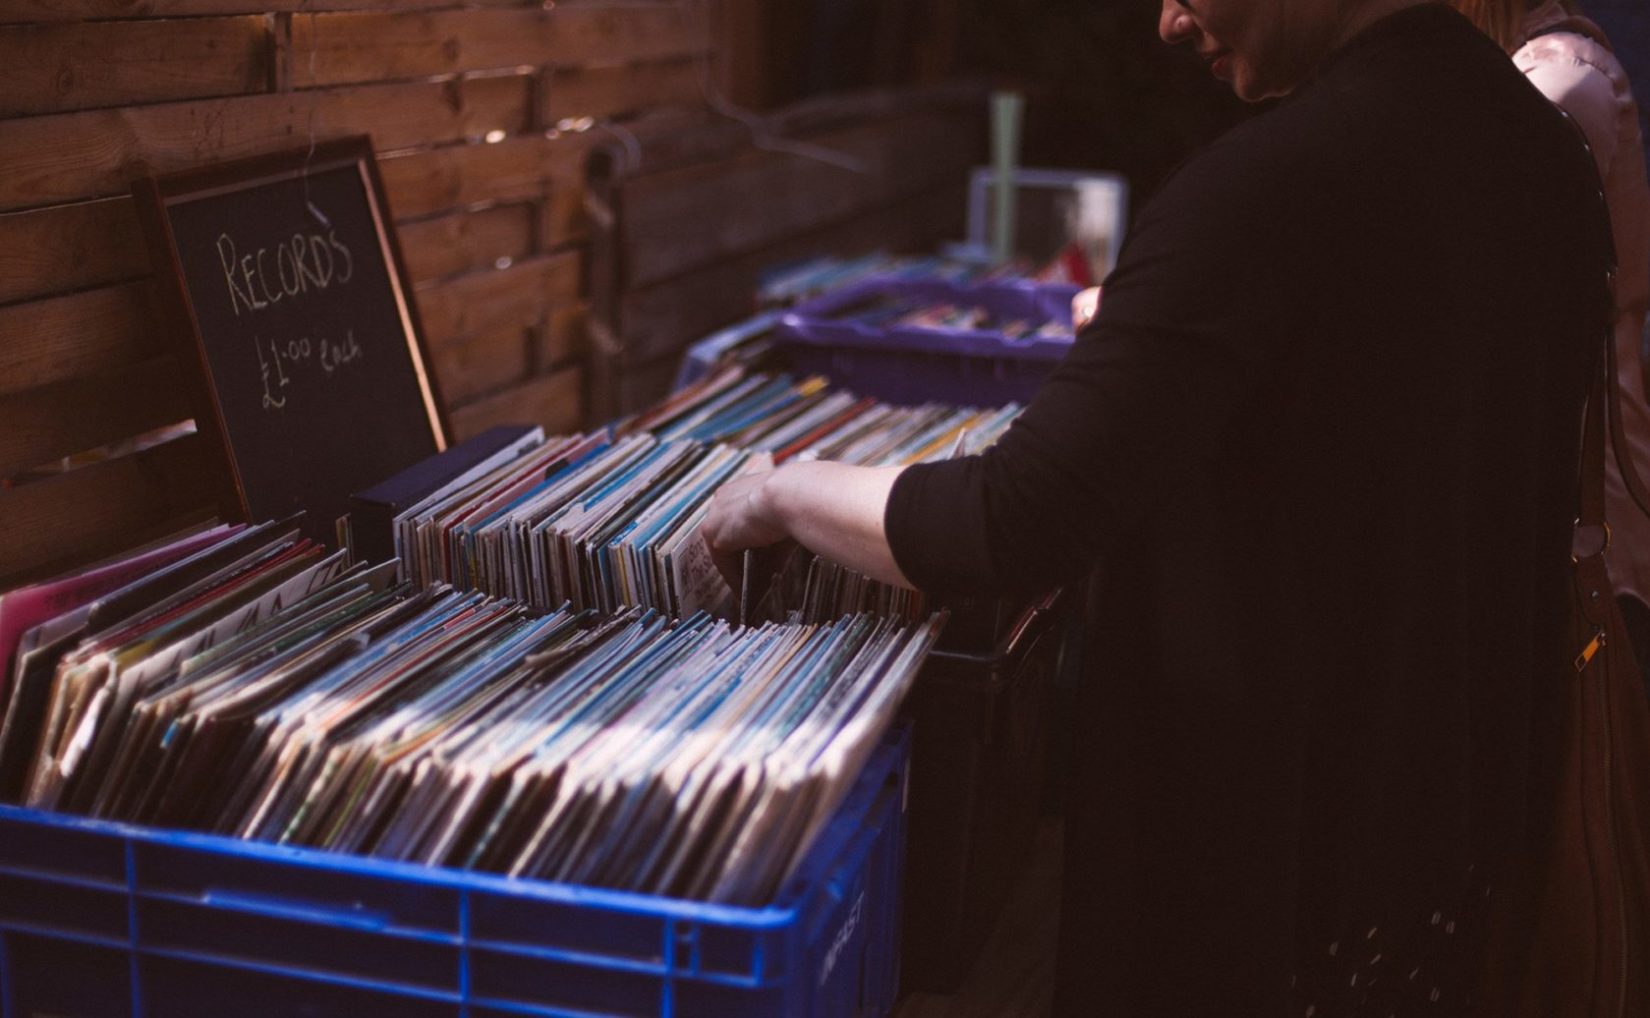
left=0, top=0, right=714, bottom=586
left=0, top=2, right=532, bottom=23
left=586, top=88, right=985, bottom=419
left=620, top=111, right=978, bottom=290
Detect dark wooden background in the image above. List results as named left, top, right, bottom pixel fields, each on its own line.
left=0, top=0, right=715, bottom=583
left=12, top=1, right=1634, bottom=586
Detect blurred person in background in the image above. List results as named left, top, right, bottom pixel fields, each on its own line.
left=1451, top=0, right=1650, bottom=693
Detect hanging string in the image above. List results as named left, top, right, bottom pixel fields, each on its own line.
left=298, top=0, right=330, bottom=228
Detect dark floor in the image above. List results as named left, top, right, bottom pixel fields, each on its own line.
left=895, top=820, right=1062, bottom=1018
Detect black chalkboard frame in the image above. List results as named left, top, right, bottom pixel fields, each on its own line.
left=133, top=136, right=448, bottom=537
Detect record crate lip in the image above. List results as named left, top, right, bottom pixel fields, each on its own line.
left=0, top=725, right=910, bottom=1001
left=0, top=802, right=799, bottom=928
left=924, top=590, right=1065, bottom=673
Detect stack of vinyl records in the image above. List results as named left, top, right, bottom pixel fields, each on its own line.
left=0, top=365, right=1027, bottom=906
left=623, top=367, right=1022, bottom=459
left=393, top=430, right=767, bottom=616
left=392, top=367, right=1021, bottom=622
left=0, top=519, right=943, bottom=905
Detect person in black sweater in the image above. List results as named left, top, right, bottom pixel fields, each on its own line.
left=704, top=1, right=1614, bottom=1012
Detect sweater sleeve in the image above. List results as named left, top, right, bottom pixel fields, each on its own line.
left=1518, top=36, right=1625, bottom=180
left=885, top=135, right=1314, bottom=599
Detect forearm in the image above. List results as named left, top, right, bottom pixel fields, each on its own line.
left=763, top=461, right=913, bottom=588
left=702, top=460, right=914, bottom=590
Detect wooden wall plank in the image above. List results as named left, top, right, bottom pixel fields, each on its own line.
left=712, top=0, right=770, bottom=112
left=0, top=281, right=159, bottom=397
left=537, top=304, right=587, bottom=369
left=0, top=356, right=193, bottom=477
left=583, top=86, right=987, bottom=182
left=620, top=110, right=979, bottom=288
left=377, top=134, right=594, bottom=219
left=429, top=325, right=530, bottom=405
left=0, top=435, right=221, bottom=589
left=0, top=17, right=270, bottom=118
left=583, top=108, right=750, bottom=180
left=544, top=58, right=703, bottom=124
left=0, top=198, right=147, bottom=305
left=414, top=251, right=580, bottom=348
left=448, top=365, right=582, bottom=441
left=0, top=1, right=533, bottom=24
left=0, top=74, right=533, bottom=211
left=542, top=5, right=711, bottom=67
left=587, top=350, right=678, bottom=421
left=0, top=186, right=545, bottom=307
left=289, top=6, right=710, bottom=88
left=291, top=9, right=549, bottom=86
left=543, top=179, right=589, bottom=247
left=398, top=202, right=535, bottom=284
left=380, top=138, right=547, bottom=220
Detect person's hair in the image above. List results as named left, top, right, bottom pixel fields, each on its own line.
left=1451, top=0, right=1570, bottom=52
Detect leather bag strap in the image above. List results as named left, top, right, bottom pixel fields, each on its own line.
left=1605, top=303, right=1650, bottom=519
left=1557, top=105, right=1650, bottom=532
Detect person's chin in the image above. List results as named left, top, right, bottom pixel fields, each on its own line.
left=1232, top=71, right=1293, bottom=103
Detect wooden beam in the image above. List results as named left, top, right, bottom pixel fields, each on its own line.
left=414, top=251, right=581, bottom=348
left=0, top=179, right=555, bottom=307
left=0, top=356, right=193, bottom=478
left=536, top=303, right=588, bottom=371
left=618, top=110, right=980, bottom=288
left=376, top=132, right=594, bottom=220
left=0, top=74, right=533, bottom=211
left=543, top=58, right=704, bottom=125
left=542, top=178, right=588, bottom=248
left=712, top=0, right=769, bottom=112
left=448, top=365, right=582, bottom=441
left=0, top=281, right=159, bottom=397
left=538, top=4, right=711, bottom=66
left=0, top=197, right=147, bottom=305
left=589, top=352, right=679, bottom=420
left=0, top=0, right=534, bottom=24
left=0, top=17, right=270, bottom=118
left=0, top=435, right=221, bottom=589
left=429, top=324, right=530, bottom=405
left=287, top=6, right=711, bottom=88
left=397, top=201, right=536, bottom=285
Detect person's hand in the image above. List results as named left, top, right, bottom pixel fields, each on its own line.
left=702, top=470, right=790, bottom=587
left=1072, top=286, right=1102, bottom=332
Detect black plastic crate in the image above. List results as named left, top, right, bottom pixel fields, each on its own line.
left=900, top=591, right=1066, bottom=992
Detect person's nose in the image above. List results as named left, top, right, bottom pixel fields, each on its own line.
left=1159, top=0, right=1195, bottom=44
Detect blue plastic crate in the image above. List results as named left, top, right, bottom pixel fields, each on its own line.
left=775, top=277, right=1082, bottom=406
left=0, top=728, right=909, bottom=1018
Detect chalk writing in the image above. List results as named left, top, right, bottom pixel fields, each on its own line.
left=255, top=329, right=365, bottom=411
left=217, top=228, right=354, bottom=317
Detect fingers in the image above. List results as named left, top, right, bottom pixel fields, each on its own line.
left=1072, top=287, right=1102, bottom=332
left=701, top=472, right=786, bottom=587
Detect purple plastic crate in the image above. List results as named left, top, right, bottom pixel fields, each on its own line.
left=775, top=278, right=1082, bottom=407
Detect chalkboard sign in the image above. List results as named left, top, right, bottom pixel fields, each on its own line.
left=134, top=137, right=447, bottom=544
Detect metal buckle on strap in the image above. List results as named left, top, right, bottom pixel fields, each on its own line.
left=1572, top=518, right=1612, bottom=562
